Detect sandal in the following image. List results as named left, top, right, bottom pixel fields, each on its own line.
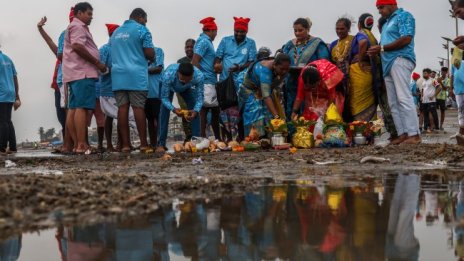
left=140, top=147, right=154, bottom=154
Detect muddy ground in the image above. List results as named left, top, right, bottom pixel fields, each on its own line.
left=0, top=140, right=464, bottom=239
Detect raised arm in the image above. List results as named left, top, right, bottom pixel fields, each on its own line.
left=37, top=17, right=58, bottom=55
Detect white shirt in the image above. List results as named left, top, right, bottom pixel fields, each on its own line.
left=421, top=78, right=438, bottom=104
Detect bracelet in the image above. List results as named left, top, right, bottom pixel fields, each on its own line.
left=273, top=114, right=280, bottom=119
left=94, top=59, right=100, bottom=65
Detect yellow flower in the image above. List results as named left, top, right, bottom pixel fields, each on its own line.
left=298, top=116, right=306, bottom=121
left=350, top=125, right=355, bottom=131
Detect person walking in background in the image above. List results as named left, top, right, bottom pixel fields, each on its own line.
left=420, top=68, right=440, bottom=133
left=410, top=72, right=421, bottom=116
left=62, top=2, right=107, bottom=154
left=215, top=17, right=257, bottom=142
left=145, top=46, right=164, bottom=148
left=110, top=8, right=155, bottom=153
left=192, top=17, right=221, bottom=140
left=368, top=0, right=421, bottom=145
left=0, top=48, right=19, bottom=155
left=436, top=67, right=450, bottom=130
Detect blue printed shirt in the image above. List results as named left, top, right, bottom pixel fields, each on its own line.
left=56, top=30, right=66, bottom=86
left=0, top=51, right=17, bottom=103
left=216, top=36, right=257, bottom=82
left=380, top=8, right=416, bottom=76
left=452, top=65, right=464, bottom=95
left=110, top=19, right=154, bottom=92
left=194, top=33, right=216, bottom=84
left=148, top=47, right=164, bottom=99
left=410, top=81, right=418, bottom=105
left=161, top=64, right=204, bottom=112
left=99, top=42, right=113, bottom=97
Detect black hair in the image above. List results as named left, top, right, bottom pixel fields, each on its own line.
left=73, top=2, right=93, bottom=15
left=130, top=8, right=147, bottom=20
left=457, top=0, right=464, bottom=7
left=441, top=67, right=449, bottom=72
left=302, top=66, right=321, bottom=86
left=423, top=68, right=432, bottom=74
left=185, top=39, right=196, bottom=46
left=432, top=70, right=437, bottom=74
left=358, top=13, right=374, bottom=30
left=178, top=62, right=194, bottom=77
left=378, top=17, right=387, bottom=32
left=293, top=18, right=310, bottom=30
left=336, top=18, right=352, bottom=30
left=274, top=53, right=291, bottom=65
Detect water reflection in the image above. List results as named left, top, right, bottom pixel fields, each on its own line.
left=3, top=173, right=464, bottom=260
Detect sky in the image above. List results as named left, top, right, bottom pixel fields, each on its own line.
left=0, top=0, right=460, bottom=142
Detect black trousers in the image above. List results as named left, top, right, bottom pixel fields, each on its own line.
left=423, top=102, right=439, bottom=130
left=0, top=103, right=16, bottom=151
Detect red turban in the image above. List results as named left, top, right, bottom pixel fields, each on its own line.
left=200, top=17, right=217, bottom=31
left=105, top=24, right=119, bottom=36
left=69, top=7, right=74, bottom=23
left=412, top=72, right=420, bottom=80
left=234, top=17, right=250, bottom=32
left=376, top=0, right=397, bottom=6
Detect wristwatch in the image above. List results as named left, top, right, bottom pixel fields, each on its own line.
left=380, top=45, right=385, bottom=53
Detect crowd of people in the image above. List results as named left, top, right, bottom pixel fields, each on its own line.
left=2, top=0, right=464, bottom=155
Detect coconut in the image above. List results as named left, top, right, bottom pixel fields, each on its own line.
left=216, top=142, right=227, bottom=150
left=228, top=141, right=240, bottom=148
left=173, top=144, right=183, bottom=153
left=184, top=142, right=194, bottom=152
left=249, top=127, right=260, bottom=141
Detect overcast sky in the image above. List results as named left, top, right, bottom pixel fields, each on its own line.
left=0, top=0, right=460, bottom=141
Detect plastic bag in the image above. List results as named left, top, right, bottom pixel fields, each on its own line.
left=215, top=75, right=237, bottom=110
left=203, top=84, right=219, bottom=107
left=191, top=136, right=210, bottom=150
left=313, top=117, right=324, bottom=138
left=452, top=47, right=463, bottom=69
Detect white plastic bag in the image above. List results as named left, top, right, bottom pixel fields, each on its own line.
left=203, top=84, right=219, bottom=107
left=313, top=117, right=324, bottom=138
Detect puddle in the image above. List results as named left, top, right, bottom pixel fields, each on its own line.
left=13, top=150, right=63, bottom=158
left=0, top=173, right=463, bottom=260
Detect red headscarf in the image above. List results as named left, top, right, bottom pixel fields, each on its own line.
left=200, top=17, right=217, bottom=31
left=105, top=24, right=119, bottom=36
left=412, top=72, right=420, bottom=80
left=69, top=7, right=74, bottom=23
left=376, top=0, right=397, bottom=6
left=234, top=17, right=250, bottom=32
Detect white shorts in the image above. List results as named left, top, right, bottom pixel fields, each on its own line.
left=100, top=96, right=138, bottom=131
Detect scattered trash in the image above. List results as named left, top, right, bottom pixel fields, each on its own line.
left=161, top=154, right=172, bottom=161
left=192, top=137, right=210, bottom=150
left=192, top=157, right=203, bottom=165
left=360, top=156, right=391, bottom=164
left=5, top=160, right=16, bottom=168
left=307, top=159, right=344, bottom=165
left=432, top=160, right=447, bottom=166
left=435, top=144, right=447, bottom=155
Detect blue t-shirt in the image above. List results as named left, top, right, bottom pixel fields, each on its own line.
left=148, top=47, right=164, bottom=99
left=194, top=33, right=216, bottom=84
left=380, top=8, right=416, bottom=76
left=57, top=30, right=66, bottom=86
left=110, top=19, right=154, bottom=92
left=161, top=64, right=204, bottom=112
left=216, top=36, right=257, bottom=82
left=452, top=65, right=464, bottom=95
left=99, top=42, right=113, bottom=97
left=0, top=51, right=17, bottom=103
left=410, top=81, right=418, bottom=105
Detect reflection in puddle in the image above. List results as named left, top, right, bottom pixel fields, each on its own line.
left=1, top=173, right=463, bottom=260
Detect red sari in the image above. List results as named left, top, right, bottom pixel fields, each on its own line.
left=295, top=59, right=344, bottom=122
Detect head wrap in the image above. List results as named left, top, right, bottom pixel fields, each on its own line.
left=233, top=17, right=250, bottom=32
left=105, top=24, right=119, bottom=36
left=69, top=7, right=75, bottom=23
left=200, top=17, right=217, bottom=31
left=376, top=0, right=397, bottom=6
left=359, top=14, right=374, bottom=29
left=412, top=72, right=421, bottom=81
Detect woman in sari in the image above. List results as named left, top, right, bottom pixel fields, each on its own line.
left=282, top=18, right=330, bottom=121
left=330, top=18, right=377, bottom=122
left=238, top=54, right=291, bottom=137
left=291, top=59, right=345, bottom=125
left=359, top=13, right=398, bottom=139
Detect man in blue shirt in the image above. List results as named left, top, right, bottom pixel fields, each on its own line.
left=145, top=47, right=164, bottom=148
left=157, top=63, right=204, bottom=150
left=111, top=8, right=155, bottom=153
left=368, top=0, right=421, bottom=145
left=0, top=50, right=19, bottom=154
left=214, top=17, right=256, bottom=141
left=192, top=17, right=221, bottom=140
left=451, top=1, right=464, bottom=145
